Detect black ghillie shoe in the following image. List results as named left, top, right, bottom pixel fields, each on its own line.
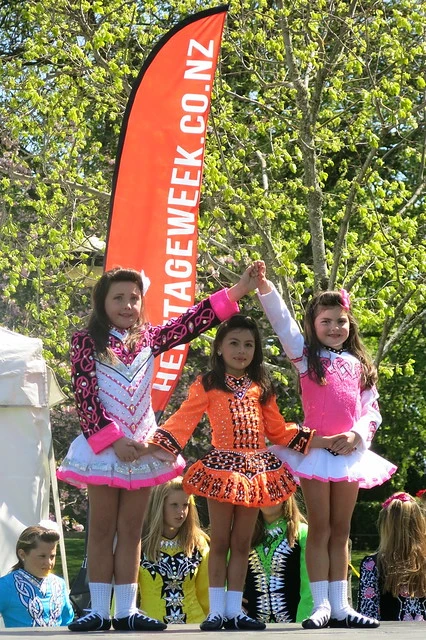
left=199, top=613, right=224, bottom=631
left=329, top=612, right=380, bottom=628
left=112, top=611, right=167, bottom=631
left=223, top=613, right=266, bottom=630
left=68, top=611, right=111, bottom=632
left=301, top=608, right=330, bottom=629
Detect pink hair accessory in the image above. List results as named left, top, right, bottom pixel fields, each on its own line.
left=381, top=492, right=414, bottom=509
left=340, top=288, right=350, bottom=310
left=416, top=489, right=426, bottom=498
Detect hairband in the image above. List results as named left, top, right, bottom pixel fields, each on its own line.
left=140, top=270, right=151, bottom=294
left=38, top=519, right=60, bottom=533
left=381, top=492, right=414, bottom=509
left=340, top=289, right=350, bottom=311
left=416, top=489, right=426, bottom=498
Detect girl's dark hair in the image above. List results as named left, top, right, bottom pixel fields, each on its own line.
left=87, top=267, right=144, bottom=356
left=304, top=290, right=377, bottom=388
left=202, top=314, right=274, bottom=403
left=12, top=526, right=60, bottom=571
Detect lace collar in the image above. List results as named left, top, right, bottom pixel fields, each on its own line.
left=160, top=537, right=180, bottom=549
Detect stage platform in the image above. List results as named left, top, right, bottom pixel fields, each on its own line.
left=0, top=621, right=425, bottom=638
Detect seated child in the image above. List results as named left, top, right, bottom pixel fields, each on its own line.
left=244, top=493, right=313, bottom=623
left=0, top=524, right=74, bottom=627
left=357, top=492, right=426, bottom=621
left=138, top=477, right=209, bottom=623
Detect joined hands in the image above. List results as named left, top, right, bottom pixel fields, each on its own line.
left=112, top=438, right=175, bottom=463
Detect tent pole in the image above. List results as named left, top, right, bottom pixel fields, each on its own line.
left=48, top=441, right=69, bottom=590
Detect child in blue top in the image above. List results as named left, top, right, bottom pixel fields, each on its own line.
left=0, top=525, right=74, bottom=628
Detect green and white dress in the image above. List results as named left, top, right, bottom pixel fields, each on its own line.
left=244, top=519, right=312, bottom=623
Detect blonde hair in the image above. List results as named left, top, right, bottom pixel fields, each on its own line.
left=251, top=494, right=307, bottom=549
left=142, top=477, right=209, bottom=562
left=377, top=493, right=426, bottom=597
left=12, top=525, right=59, bottom=571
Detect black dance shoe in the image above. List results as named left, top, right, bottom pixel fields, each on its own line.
left=112, top=611, right=167, bottom=631
left=68, top=611, right=111, bottom=632
left=199, top=612, right=224, bottom=630
left=329, top=612, right=380, bottom=628
left=301, top=609, right=330, bottom=629
left=223, top=613, right=266, bottom=630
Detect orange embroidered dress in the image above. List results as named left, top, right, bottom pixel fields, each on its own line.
left=151, top=374, right=314, bottom=507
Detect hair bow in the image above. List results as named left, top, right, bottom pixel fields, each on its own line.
left=140, top=270, right=151, bottom=294
left=416, top=489, right=426, bottom=498
left=381, top=492, right=414, bottom=509
left=340, top=289, right=350, bottom=310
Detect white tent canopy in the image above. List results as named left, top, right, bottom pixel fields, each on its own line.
left=0, top=327, right=67, bottom=583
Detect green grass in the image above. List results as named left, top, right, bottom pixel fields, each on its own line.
left=55, top=536, right=86, bottom=585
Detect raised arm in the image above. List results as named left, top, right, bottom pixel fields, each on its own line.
left=149, top=262, right=263, bottom=357
left=257, top=280, right=305, bottom=364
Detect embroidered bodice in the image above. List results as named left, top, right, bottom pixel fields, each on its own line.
left=358, top=553, right=426, bottom=621
left=244, top=521, right=312, bottom=623
left=0, top=570, right=74, bottom=628
left=139, top=539, right=209, bottom=624
left=70, top=290, right=238, bottom=453
left=258, top=285, right=381, bottom=446
left=151, top=375, right=313, bottom=457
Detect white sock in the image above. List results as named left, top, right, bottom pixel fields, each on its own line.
left=208, top=587, right=226, bottom=616
left=329, top=580, right=351, bottom=619
left=114, top=583, right=138, bottom=619
left=225, top=590, right=243, bottom=618
left=307, top=580, right=330, bottom=625
left=310, top=580, right=330, bottom=611
left=88, top=582, right=112, bottom=619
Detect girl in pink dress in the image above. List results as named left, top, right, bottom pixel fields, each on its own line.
left=256, top=271, right=396, bottom=630
left=57, top=265, right=259, bottom=633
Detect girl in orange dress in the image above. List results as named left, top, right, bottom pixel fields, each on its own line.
left=146, top=314, right=341, bottom=631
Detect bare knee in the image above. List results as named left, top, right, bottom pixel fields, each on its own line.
left=210, top=532, right=231, bottom=559
left=329, top=523, right=350, bottom=547
left=89, top=513, right=117, bottom=546
left=116, top=517, right=144, bottom=546
left=308, top=521, right=331, bottom=547
left=229, top=529, right=252, bottom=559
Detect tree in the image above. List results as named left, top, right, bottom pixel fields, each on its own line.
left=0, top=0, right=424, bottom=507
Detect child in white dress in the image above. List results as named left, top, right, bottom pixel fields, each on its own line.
left=257, top=271, right=396, bottom=630
left=57, top=264, right=260, bottom=632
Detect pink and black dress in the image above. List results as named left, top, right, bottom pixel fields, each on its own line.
left=258, top=285, right=396, bottom=488
left=57, top=290, right=239, bottom=491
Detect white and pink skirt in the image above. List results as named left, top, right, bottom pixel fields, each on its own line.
left=57, top=434, right=185, bottom=491
left=269, top=444, right=396, bottom=489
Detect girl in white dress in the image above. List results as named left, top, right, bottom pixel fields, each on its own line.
left=57, top=264, right=259, bottom=632
left=256, top=270, right=396, bottom=630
